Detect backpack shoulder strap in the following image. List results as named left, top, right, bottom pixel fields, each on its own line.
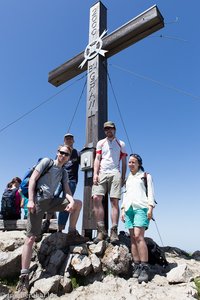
left=115, top=138, right=122, bottom=150
left=142, top=172, right=158, bottom=204
left=40, top=158, right=54, bottom=177
left=142, top=172, right=148, bottom=197
left=115, top=139, right=125, bottom=160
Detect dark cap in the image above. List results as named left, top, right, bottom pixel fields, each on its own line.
left=64, top=133, right=74, bottom=138
left=104, top=121, right=116, bottom=128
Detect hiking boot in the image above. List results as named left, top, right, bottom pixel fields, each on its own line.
left=41, top=219, right=50, bottom=234
left=13, top=274, right=29, bottom=300
left=66, top=230, right=89, bottom=245
left=138, top=263, right=149, bottom=283
left=58, top=224, right=65, bottom=232
left=132, top=263, right=141, bottom=278
left=110, top=225, right=119, bottom=243
left=93, top=224, right=108, bottom=244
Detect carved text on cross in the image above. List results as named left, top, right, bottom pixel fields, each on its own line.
left=88, top=61, right=97, bottom=114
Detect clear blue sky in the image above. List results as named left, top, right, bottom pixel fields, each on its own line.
left=0, top=1, right=199, bottom=252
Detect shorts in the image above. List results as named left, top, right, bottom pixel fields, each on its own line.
left=92, top=172, right=121, bottom=199
left=26, top=196, right=69, bottom=237
left=124, top=207, right=149, bottom=229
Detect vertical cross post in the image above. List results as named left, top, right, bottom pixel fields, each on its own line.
left=82, top=2, right=108, bottom=237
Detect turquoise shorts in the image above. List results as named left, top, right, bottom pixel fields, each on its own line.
left=124, top=207, right=149, bottom=229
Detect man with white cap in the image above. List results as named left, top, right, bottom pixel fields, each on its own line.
left=92, top=121, right=127, bottom=243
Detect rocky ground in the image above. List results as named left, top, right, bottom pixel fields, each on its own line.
left=0, top=230, right=199, bottom=300
left=54, top=252, right=200, bottom=300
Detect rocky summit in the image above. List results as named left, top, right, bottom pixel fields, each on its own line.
left=0, top=230, right=200, bottom=300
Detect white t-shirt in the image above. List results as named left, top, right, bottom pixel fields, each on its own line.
left=96, top=137, right=127, bottom=174
left=122, top=169, right=155, bottom=210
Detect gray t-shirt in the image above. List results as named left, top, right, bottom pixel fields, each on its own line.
left=35, top=158, right=68, bottom=200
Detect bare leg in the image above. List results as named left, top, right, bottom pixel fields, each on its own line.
left=133, top=227, right=148, bottom=262
left=68, top=199, right=82, bottom=231
left=21, top=236, right=36, bottom=269
left=110, top=197, right=119, bottom=226
left=92, top=195, right=104, bottom=223
left=133, top=227, right=149, bottom=283
left=129, top=228, right=140, bottom=262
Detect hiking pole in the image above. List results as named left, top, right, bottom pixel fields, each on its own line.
left=152, top=217, right=165, bottom=247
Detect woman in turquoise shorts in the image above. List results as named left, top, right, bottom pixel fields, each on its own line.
left=121, top=154, right=156, bottom=284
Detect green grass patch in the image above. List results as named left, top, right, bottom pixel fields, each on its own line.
left=71, top=277, right=79, bottom=289
left=194, top=277, right=200, bottom=299
left=71, top=274, right=86, bottom=289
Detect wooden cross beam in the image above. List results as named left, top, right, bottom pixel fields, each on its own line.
left=48, top=2, right=164, bottom=237
left=48, top=5, right=164, bottom=87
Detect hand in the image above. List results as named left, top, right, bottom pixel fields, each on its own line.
left=65, top=201, right=74, bottom=213
left=121, top=177, right=126, bottom=187
left=121, top=210, right=125, bottom=223
left=93, top=174, right=99, bottom=185
left=27, top=200, right=35, bottom=214
left=147, top=207, right=153, bottom=220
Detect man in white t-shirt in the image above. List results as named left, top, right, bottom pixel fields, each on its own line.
left=92, top=121, right=127, bottom=243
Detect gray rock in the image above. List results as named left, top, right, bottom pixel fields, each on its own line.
left=60, top=277, right=72, bottom=293
left=61, top=253, right=73, bottom=278
left=0, top=245, right=23, bottom=278
left=102, top=244, right=131, bottom=275
left=30, top=275, right=62, bottom=298
left=71, top=254, right=92, bottom=276
left=167, top=263, right=193, bottom=283
left=88, top=240, right=106, bottom=256
left=46, top=249, right=66, bottom=276
left=90, top=253, right=101, bottom=273
left=192, top=250, right=200, bottom=261
left=0, top=231, right=26, bottom=252
left=70, top=244, right=88, bottom=255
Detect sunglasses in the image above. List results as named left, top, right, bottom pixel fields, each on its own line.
left=104, top=127, right=114, bottom=131
left=59, top=150, right=70, bottom=157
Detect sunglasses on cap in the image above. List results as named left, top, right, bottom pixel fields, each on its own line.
left=59, top=150, right=70, bottom=157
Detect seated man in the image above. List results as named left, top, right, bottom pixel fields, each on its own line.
left=14, top=145, right=88, bottom=299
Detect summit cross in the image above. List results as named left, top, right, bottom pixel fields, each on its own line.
left=48, top=1, right=164, bottom=236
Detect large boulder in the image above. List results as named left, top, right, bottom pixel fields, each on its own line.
left=0, top=245, right=23, bottom=278
left=101, top=244, right=131, bottom=275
